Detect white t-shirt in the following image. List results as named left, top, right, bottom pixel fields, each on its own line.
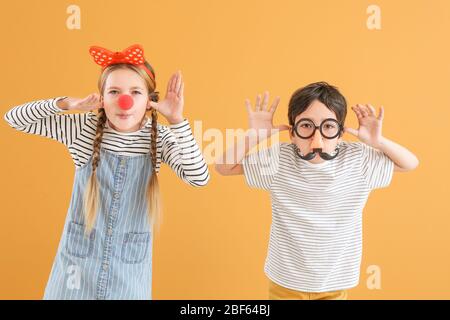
left=242, top=141, right=394, bottom=292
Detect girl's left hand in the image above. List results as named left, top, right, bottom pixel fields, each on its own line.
left=345, top=104, right=384, bottom=149
left=148, top=70, right=184, bottom=124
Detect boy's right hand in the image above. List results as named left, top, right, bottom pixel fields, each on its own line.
left=245, top=91, right=290, bottom=140
left=56, top=93, right=102, bottom=111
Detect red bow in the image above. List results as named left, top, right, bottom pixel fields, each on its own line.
left=89, top=44, right=155, bottom=81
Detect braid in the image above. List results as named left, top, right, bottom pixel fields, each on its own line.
left=150, top=108, right=158, bottom=171
left=92, top=108, right=107, bottom=171
left=83, top=107, right=107, bottom=235
left=149, top=91, right=159, bottom=171
left=146, top=90, right=161, bottom=229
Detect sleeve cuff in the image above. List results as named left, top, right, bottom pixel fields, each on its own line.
left=169, top=118, right=189, bottom=130
left=50, top=96, right=68, bottom=113
left=242, top=154, right=254, bottom=187
left=169, top=119, right=191, bottom=141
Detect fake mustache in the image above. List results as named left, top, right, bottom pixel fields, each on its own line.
left=296, top=147, right=340, bottom=161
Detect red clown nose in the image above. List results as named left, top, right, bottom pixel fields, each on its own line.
left=118, top=94, right=134, bottom=110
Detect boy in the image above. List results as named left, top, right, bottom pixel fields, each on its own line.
left=215, top=82, right=419, bottom=300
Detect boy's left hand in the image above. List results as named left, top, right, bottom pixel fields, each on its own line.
left=345, top=104, right=384, bottom=149
left=148, top=70, right=184, bottom=125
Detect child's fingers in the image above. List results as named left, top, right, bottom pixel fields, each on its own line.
left=360, top=104, right=369, bottom=117
left=85, top=93, right=100, bottom=110
left=166, top=75, right=172, bottom=95
left=269, top=96, right=281, bottom=113
left=178, top=81, right=184, bottom=98
left=355, top=104, right=364, bottom=118
left=91, top=94, right=101, bottom=107
left=80, top=95, right=91, bottom=105
left=378, top=106, right=384, bottom=120
left=351, top=105, right=363, bottom=119
left=174, top=70, right=182, bottom=93
left=89, top=95, right=98, bottom=108
left=358, top=104, right=369, bottom=117
left=171, top=72, right=179, bottom=93
left=90, top=94, right=97, bottom=104
left=81, top=96, right=90, bottom=105
left=167, top=73, right=176, bottom=94
left=367, top=104, right=376, bottom=116
left=255, top=94, right=262, bottom=111
left=245, top=99, right=253, bottom=114
left=261, top=91, right=269, bottom=111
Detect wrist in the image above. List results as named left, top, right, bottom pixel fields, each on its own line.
left=372, top=136, right=387, bottom=150
left=167, top=116, right=185, bottom=125
left=56, top=97, right=71, bottom=110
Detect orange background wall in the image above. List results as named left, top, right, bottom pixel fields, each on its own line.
left=0, top=0, right=448, bottom=299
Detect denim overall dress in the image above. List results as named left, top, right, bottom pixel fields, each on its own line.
left=43, top=147, right=154, bottom=300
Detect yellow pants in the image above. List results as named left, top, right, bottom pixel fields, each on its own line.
left=268, top=280, right=348, bottom=300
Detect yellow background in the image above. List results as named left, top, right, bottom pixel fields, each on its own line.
left=0, top=0, right=448, bottom=299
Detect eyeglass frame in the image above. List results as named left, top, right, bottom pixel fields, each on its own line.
left=292, top=118, right=344, bottom=140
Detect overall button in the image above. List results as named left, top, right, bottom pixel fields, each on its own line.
left=120, top=159, right=126, bottom=166
left=107, top=228, right=113, bottom=236
left=102, top=263, right=108, bottom=271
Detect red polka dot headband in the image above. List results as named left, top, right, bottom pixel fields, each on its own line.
left=88, top=44, right=156, bottom=84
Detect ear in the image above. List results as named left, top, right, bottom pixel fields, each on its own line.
left=289, top=127, right=294, bottom=141
left=338, top=123, right=345, bottom=140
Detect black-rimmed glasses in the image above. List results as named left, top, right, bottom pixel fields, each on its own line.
left=293, top=118, right=343, bottom=139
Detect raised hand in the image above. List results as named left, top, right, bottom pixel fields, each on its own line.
left=345, top=104, right=384, bottom=149
left=148, top=70, right=184, bottom=124
left=245, top=91, right=290, bottom=140
left=57, top=94, right=102, bottom=111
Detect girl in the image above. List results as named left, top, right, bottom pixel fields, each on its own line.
left=4, top=44, right=210, bottom=300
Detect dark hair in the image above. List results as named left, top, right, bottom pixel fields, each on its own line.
left=288, top=82, right=347, bottom=127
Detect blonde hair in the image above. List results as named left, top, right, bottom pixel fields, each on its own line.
left=83, top=63, right=161, bottom=235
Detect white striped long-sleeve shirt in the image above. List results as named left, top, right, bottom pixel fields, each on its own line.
left=243, top=142, right=394, bottom=292
left=4, top=97, right=210, bottom=187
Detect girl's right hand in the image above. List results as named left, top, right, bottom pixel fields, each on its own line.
left=57, top=93, right=102, bottom=111
left=245, top=91, right=290, bottom=140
